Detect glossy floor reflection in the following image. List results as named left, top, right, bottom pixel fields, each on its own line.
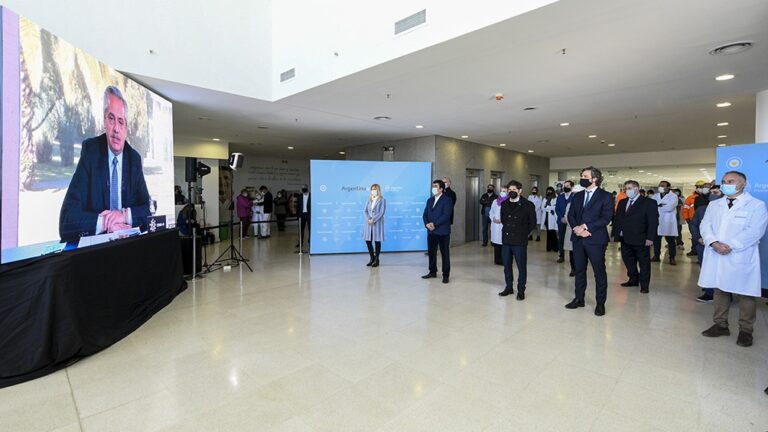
left=2, top=231, right=767, bottom=431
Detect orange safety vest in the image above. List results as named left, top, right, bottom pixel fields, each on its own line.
left=682, top=193, right=698, bottom=221
left=614, top=191, right=627, bottom=213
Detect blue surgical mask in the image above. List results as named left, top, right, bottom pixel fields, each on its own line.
left=431, top=187, right=439, bottom=196
left=500, top=191, right=508, bottom=198
left=625, top=188, right=638, bottom=199
left=720, top=184, right=738, bottom=196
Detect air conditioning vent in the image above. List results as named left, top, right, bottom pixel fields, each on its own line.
left=395, top=9, right=426, bottom=35
left=280, top=68, right=295, bottom=82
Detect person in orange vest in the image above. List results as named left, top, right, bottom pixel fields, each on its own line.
left=683, top=180, right=706, bottom=256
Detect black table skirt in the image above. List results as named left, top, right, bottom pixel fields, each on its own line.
left=0, top=229, right=186, bottom=388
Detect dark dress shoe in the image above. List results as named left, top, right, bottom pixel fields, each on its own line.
left=516, top=292, right=525, bottom=301
left=702, top=324, right=730, bottom=337
left=565, top=299, right=585, bottom=309
left=442, top=275, right=449, bottom=284
left=669, top=257, right=677, bottom=266
left=640, top=287, right=649, bottom=293
left=536, top=236, right=541, bottom=242
left=686, top=250, right=697, bottom=257
left=736, top=331, right=753, bottom=347
left=569, top=271, right=575, bottom=277
left=620, top=281, right=639, bottom=287
left=528, top=235, right=533, bottom=241
left=421, top=273, right=437, bottom=279
left=498, top=288, right=514, bottom=297
left=594, top=304, right=605, bottom=316
left=651, top=256, right=661, bottom=262
left=556, top=257, right=564, bottom=263
left=482, top=242, right=488, bottom=247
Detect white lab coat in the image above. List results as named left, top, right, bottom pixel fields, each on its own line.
left=528, top=194, right=543, bottom=225
left=541, top=199, right=558, bottom=230
left=653, top=192, right=679, bottom=236
left=697, top=193, right=768, bottom=296
left=563, top=202, right=574, bottom=251
left=489, top=199, right=503, bottom=245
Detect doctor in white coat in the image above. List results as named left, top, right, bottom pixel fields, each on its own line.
left=700, top=171, right=768, bottom=348
left=528, top=187, right=543, bottom=242
left=489, top=185, right=508, bottom=265
left=652, top=180, right=680, bottom=265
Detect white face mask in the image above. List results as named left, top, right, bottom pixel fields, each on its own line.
left=432, top=187, right=439, bottom=196
left=371, top=190, right=378, bottom=197
left=658, top=187, right=666, bottom=194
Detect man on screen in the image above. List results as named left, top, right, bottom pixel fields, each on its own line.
left=59, top=86, right=151, bottom=242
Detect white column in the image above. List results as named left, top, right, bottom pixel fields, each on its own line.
left=756, top=89, right=768, bottom=142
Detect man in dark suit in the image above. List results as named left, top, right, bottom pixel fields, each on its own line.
left=59, top=86, right=150, bottom=242
left=613, top=180, right=659, bottom=293
left=565, top=166, right=615, bottom=316
left=498, top=180, right=537, bottom=300
left=442, top=176, right=457, bottom=225
left=422, top=179, right=453, bottom=283
left=297, top=184, right=311, bottom=248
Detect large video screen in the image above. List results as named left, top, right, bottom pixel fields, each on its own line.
left=310, top=160, right=432, bottom=254
left=1, top=8, right=175, bottom=263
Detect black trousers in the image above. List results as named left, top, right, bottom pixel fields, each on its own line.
left=300, top=213, right=311, bottom=244
left=492, top=243, right=503, bottom=265
left=546, top=229, right=558, bottom=251
left=502, top=244, right=528, bottom=291
left=653, top=235, right=676, bottom=258
left=568, top=250, right=575, bottom=273
left=557, top=223, right=567, bottom=257
left=427, top=233, right=450, bottom=276
left=276, top=213, right=287, bottom=231
left=573, top=240, right=608, bottom=305
left=620, top=239, right=651, bottom=289
left=481, top=207, right=491, bottom=244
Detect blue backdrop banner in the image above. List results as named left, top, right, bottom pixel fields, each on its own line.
left=310, top=160, right=432, bottom=254
left=716, top=143, right=768, bottom=290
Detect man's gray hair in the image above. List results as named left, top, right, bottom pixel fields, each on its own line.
left=103, top=85, right=128, bottom=119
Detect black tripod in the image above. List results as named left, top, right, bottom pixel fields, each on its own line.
left=207, top=192, right=252, bottom=272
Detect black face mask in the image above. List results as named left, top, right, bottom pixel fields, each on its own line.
left=487, top=189, right=494, bottom=193
left=508, top=191, right=519, bottom=199
left=301, top=188, right=308, bottom=193
left=563, top=187, right=572, bottom=193
left=579, top=178, right=592, bottom=188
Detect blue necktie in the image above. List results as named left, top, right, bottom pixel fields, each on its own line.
left=584, top=190, right=592, bottom=207
left=110, top=157, right=119, bottom=210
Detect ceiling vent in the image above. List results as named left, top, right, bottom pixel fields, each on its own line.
left=708, top=41, right=753, bottom=56
left=280, top=68, right=295, bottom=82
left=395, top=9, right=426, bottom=35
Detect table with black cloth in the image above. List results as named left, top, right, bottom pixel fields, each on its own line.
left=0, top=229, right=186, bottom=388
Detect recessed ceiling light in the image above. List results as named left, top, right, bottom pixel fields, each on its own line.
left=718, top=143, right=727, bottom=147
left=588, top=135, right=597, bottom=138
left=717, top=135, right=727, bottom=138
left=699, top=168, right=707, bottom=171
left=709, top=41, right=753, bottom=56
left=607, top=143, right=616, bottom=147
left=373, top=116, right=391, bottom=121
left=461, top=135, right=469, bottom=139
left=559, top=122, right=570, bottom=127
left=717, top=122, right=729, bottom=126
left=212, top=138, right=221, bottom=141
left=716, top=102, right=732, bottom=108
left=499, top=143, right=507, bottom=147
left=287, top=146, right=294, bottom=150
left=715, top=74, right=735, bottom=81
left=415, top=125, right=424, bottom=129
left=639, top=170, right=645, bottom=173
left=339, top=151, right=346, bottom=155
left=527, top=150, right=534, bottom=153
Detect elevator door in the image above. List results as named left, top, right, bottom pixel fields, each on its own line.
left=465, top=175, right=480, bottom=242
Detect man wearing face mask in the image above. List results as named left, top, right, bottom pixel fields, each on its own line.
left=699, top=171, right=768, bottom=347
left=422, top=179, right=453, bottom=284
left=489, top=185, right=509, bottom=265
left=555, top=180, right=575, bottom=263
left=565, top=166, right=615, bottom=316
left=527, top=187, right=543, bottom=241
left=651, top=181, right=679, bottom=265
left=442, top=177, right=457, bottom=225
left=236, top=188, right=253, bottom=238
left=296, top=184, right=311, bottom=249
left=690, top=185, right=714, bottom=301
left=613, top=180, right=659, bottom=293
left=684, top=181, right=706, bottom=256
left=479, top=184, right=498, bottom=247
left=498, top=181, right=537, bottom=300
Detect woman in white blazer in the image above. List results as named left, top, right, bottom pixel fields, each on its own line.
left=541, top=187, right=559, bottom=252
left=489, top=185, right=509, bottom=265
left=652, top=180, right=680, bottom=265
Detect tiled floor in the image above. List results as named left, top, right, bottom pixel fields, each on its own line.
left=2, top=231, right=767, bottom=431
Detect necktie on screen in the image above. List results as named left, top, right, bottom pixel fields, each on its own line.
left=727, top=198, right=735, bottom=209
left=110, top=157, right=119, bottom=210
left=584, top=191, right=592, bottom=207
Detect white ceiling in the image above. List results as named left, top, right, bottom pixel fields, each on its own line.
left=133, top=0, right=768, bottom=159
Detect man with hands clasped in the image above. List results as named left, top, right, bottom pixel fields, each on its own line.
left=422, top=179, right=454, bottom=284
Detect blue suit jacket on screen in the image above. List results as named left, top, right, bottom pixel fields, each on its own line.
left=567, top=187, right=614, bottom=245
left=422, top=194, right=453, bottom=236
left=59, top=134, right=151, bottom=241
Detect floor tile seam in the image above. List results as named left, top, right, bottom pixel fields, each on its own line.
left=75, top=387, right=167, bottom=423
left=63, top=369, right=85, bottom=432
